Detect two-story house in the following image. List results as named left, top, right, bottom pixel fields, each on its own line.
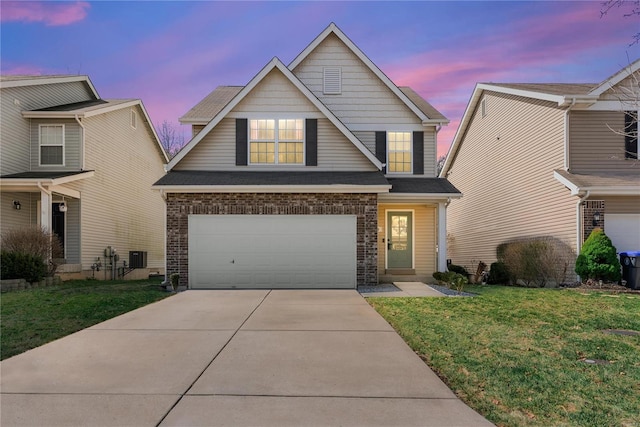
left=0, top=75, right=168, bottom=279
left=153, top=23, right=460, bottom=289
left=440, top=60, right=640, bottom=272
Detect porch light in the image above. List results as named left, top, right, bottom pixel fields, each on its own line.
left=13, top=200, right=21, bottom=210
left=592, top=211, right=601, bottom=226
left=59, top=202, right=67, bottom=212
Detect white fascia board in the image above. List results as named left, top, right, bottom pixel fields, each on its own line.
left=477, top=83, right=567, bottom=105
left=0, top=171, right=94, bottom=190
left=422, top=119, right=450, bottom=126
left=288, top=23, right=428, bottom=122
left=48, top=185, right=81, bottom=199
left=552, top=171, right=638, bottom=196
left=589, top=59, right=640, bottom=96
left=21, top=100, right=138, bottom=119
left=1, top=75, right=100, bottom=99
left=178, top=118, right=210, bottom=125
left=152, top=184, right=392, bottom=193
left=168, top=57, right=382, bottom=171
left=440, top=85, right=484, bottom=177
left=585, top=100, right=640, bottom=111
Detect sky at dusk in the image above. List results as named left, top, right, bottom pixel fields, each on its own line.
left=2, top=1, right=639, bottom=157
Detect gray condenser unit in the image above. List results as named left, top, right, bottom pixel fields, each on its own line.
left=129, top=251, right=148, bottom=268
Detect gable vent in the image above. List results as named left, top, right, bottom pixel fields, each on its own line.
left=323, top=67, right=342, bottom=95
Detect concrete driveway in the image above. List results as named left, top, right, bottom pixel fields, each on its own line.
left=1, top=290, right=493, bottom=426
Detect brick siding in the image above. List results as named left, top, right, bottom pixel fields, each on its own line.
left=166, top=193, right=378, bottom=287
left=582, top=200, right=605, bottom=242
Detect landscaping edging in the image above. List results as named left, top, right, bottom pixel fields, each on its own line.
left=0, top=276, right=62, bottom=293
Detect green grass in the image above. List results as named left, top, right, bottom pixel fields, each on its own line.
left=369, top=286, right=640, bottom=427
left=1, top=279, right=172, bottom=360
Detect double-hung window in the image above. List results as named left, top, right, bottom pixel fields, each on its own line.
left=249, top=119, right=304, bottom=164
left=39, top=124, right=65, bottom=166
left=387, top=131, right=412, bottom=173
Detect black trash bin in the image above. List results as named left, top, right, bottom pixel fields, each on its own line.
left=620, top=251, right=640, bottom=290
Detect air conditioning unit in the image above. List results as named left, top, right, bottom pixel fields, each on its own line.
left=129, top=251, right=147, bottom=268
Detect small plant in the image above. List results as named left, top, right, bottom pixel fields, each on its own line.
left=0, top=251, right=47, bottom=283
left=447, top=264, right=469, bottom=276
left=433, top=271, right=468, bottom=294
left=575, top=228, right=621, bottom=283
left=169, top=273, right=180, bottom=291
left=488, top=261, right=511, bottom=284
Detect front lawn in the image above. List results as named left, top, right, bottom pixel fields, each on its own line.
left=369, top=286, right=640, bottom=427
left=1, top=279, right=171, bottom=360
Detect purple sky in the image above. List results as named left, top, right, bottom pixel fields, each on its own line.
left=2, top=1, right=639, bottom=156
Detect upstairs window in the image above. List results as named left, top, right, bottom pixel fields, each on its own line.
left=39, top=124, right=64, bottom=166
left=624, top=111, right=638, bottom=159
left=131, top=110, right=137, bottom=129
left=323, top=67, right=342, bottom=95
left=387, top=131, right=412, bottom=173
left=249, top=119, right=304, bottom=164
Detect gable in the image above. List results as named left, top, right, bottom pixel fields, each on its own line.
left=598, top=72, right=640, bottom=102
left=175, top=68, right=377, bottom=172
left=292, top=33, right=424, bottom=129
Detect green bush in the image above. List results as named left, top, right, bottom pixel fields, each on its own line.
left=433, top=271, right=468, bottom=294
left=447, top=264, right=469, bottom=276
left=0, top=251, right=48, bottom=283
left=575, top=228, right=621, bottom=282
left=488, top=261, right=511, bottom=284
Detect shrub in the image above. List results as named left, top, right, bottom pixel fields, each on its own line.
left=1, top=226, right=63, bottom=276
left=575, top=228, right=621, bottom=282
left=447, top=264, right=469, bottom=276
left=0, top=251, right=47, bottom=282
left=497, top=236, right=576, bottom=287
left=433, top=271, right=469, bottom=294
left=488, top=261, right=511, bottom=284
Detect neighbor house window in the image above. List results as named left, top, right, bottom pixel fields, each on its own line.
left=481, top=98, right=487, bottom=118
left=250, top=119, right=304, bottom=164
left=387, top=131, right=412, bottom=173
left=130, top=110, right=137, bottom=129
left=624, top=110, right=638, bottom=159
left=39, top=124, right=64, bottom=166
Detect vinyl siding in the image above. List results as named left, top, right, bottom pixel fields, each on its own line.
left=599, top=73, right=638, bottom=100
left=445, top=91, right=576, bottom=269
left=292, top=33, right=423, bottom=128
left=75, top=105, right=166, bottom=269
left=30, top=119, right=81, bottom=170
left=377, top=203, right=437, bottom=278
left=1, top=82, right=94, bottom=175
left=603, top=196, right=640, bottom=214
left=569, top=111, right=638, bottom=173
left=176, top=70, right=376, bottom=172
left=354, top=130, right=437, bottom=177
left=0, top=192, right=33, bottom=235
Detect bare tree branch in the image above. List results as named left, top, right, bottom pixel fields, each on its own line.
left=601, top=0, right=640, bottom=45
left=156, top=120, right=185, bottom=159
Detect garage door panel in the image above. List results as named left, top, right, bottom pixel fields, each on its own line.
left=605, top=214, right=640, bottom=253
left=188, top=215, right=357, bottom=289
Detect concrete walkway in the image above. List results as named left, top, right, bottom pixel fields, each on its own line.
left=0, top=290, right=493, bottom=426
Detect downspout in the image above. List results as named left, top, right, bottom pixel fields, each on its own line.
left=563, top=98, right=576, bottom=171
left=576, top=190, right=590, bottom=261
left=75, top=115, right=86, bottom=170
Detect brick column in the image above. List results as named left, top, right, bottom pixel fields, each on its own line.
left=582, top=200, right=605, bottom=242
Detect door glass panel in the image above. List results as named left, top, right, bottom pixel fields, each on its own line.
left=390, top=215, right=408, bottom=251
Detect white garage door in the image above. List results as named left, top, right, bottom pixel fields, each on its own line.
left=605, top=214, right=640, bottom=253
left=188, top=215, right=357, bottom=289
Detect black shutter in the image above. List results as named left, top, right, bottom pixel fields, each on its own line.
left=306, top=119, right=318, bottom=166
left=413, top=131, right=424, bottom=175
left=375, top=131, right=387, bottom=173
left=624, top=111, right=638, bottom=159
left=236, top=118, right=248, bottom=166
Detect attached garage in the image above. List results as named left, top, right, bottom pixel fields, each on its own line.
left=605, top=214, right=640, bottom=253
left=188, top=215, right=357, bottom=289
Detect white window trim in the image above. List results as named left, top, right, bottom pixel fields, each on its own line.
left=386, top=131, right=413, bottom=175
left=130, top=109, right=137, bottom=129
left=248, top=119, right=306, bottom=165
left=39, top=124, right=65, bottom=167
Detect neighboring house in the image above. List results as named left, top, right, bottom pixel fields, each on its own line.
left=153, top=23, right=460, bottom=289
left=441, top=60, right=640, bottom=273
left=0, top=75, right=169, bottom=280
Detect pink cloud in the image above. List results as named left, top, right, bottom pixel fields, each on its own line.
left=1, top=1, right=89, bottom=26
left=1, top=63, right=47, bottom=75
